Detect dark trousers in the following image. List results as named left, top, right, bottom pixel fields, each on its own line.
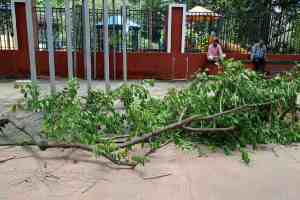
left=252, top=58, right=265, bottom=73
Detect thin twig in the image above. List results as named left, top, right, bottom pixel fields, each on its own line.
left=0, top=156, right=16, bottom=163
left=143, top=173, right=172, bottom=180
left=81, top=178, right=109, bottom=194
left=182, top=126, right=236, bottom=133
left=178, top=108, right=187, bottom=122
left=144, top=140, right=172, bottom=157
left=81, top=181, right=98, bottom=194
left=109, top=135, right=130, bottom=140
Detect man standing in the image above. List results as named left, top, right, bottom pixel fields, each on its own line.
left=251, top=40, right=267, bottom=73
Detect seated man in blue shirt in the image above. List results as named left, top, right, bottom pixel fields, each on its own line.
left=251, top=40, right=267, bottom=73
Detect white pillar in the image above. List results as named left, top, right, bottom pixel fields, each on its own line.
left=167, top=4, right=186, bottom=54
left=64, top=0, right=73, bottom=79
left=45, top=0, right=56, bottom=94
left=25, top=0, right=37, bottom=81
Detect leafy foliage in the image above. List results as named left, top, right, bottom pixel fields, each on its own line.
left=19, top=60, right=300, bottom=165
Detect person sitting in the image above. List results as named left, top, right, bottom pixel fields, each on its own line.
left=207, top=37, right=225, bottom=65
left=251, top=40, right=267, bottom=73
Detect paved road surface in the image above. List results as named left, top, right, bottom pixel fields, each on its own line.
left=0, top=144, right=300, bottom=200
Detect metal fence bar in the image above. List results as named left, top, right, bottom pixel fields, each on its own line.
left=122, top=5, right=127, bottom=82
left=112, top=2, right=117, bottom=80
left=25, top=0, right=37, bottom=81
left=103, top=0, right=110, bottom=91
left=83, top=0, right=91, bottom=90
left=33, top=7, right=166, bottom=53
left=11, top=1, right=18, bottom=49
left=45, top=0, right=56, bottom=93
left=92, top=0, right=97, bottom=80
left=0, top=0, right=16, bottom=50
left=64, top=0, right=73, bottom=79
left=185, top=11, right=300, bottom=54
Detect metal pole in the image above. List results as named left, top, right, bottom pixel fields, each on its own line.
left=25, top=0, right=37, bottom=82
left=122, top=5, right=127, bottom=82
left=64, top=0, right=73, bottom=79
left=185, top=56, right=189, bottom=79
left=72, top=0, right=77, bottom=76
left=11, top=2, right=18, bottom=49
left=83, top=0, right=92, bottom=90
left=112, top=0, right=117, bottom=80
left=103, top=0, right=110, bottom=91
left=92, top=0, right=97, bottom=80
left=45, top=0, right=56, bottom=94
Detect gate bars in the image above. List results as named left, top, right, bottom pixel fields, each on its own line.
left=25, top=0, right=120, bottom=93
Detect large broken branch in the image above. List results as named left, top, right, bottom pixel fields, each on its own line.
left=0, top=101, right=272, bottom=168
left=1, top=119, right=136, bottom=167
left=118, top=102, right=272, bottom=148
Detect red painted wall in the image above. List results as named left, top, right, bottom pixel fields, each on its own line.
left=15, top=3, right=30, bottom=76
left=0, top=51, right=18, bottom=77
left=171, top=7, right=183, bottom=55
left=33, top=51, right=173, bottom=80
left=1, top=50, right=300, bottom=80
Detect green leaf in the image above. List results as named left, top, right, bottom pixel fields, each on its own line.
left=240, top=148, right=250, bottom=165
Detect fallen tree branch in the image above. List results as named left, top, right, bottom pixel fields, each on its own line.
left=118, top=102, right=272, bottom=148
left=0, top=101, right=272, bottom=167
left=182, top=126, right=236, bottom=133
left=1, top=118, right=137, bottom=167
